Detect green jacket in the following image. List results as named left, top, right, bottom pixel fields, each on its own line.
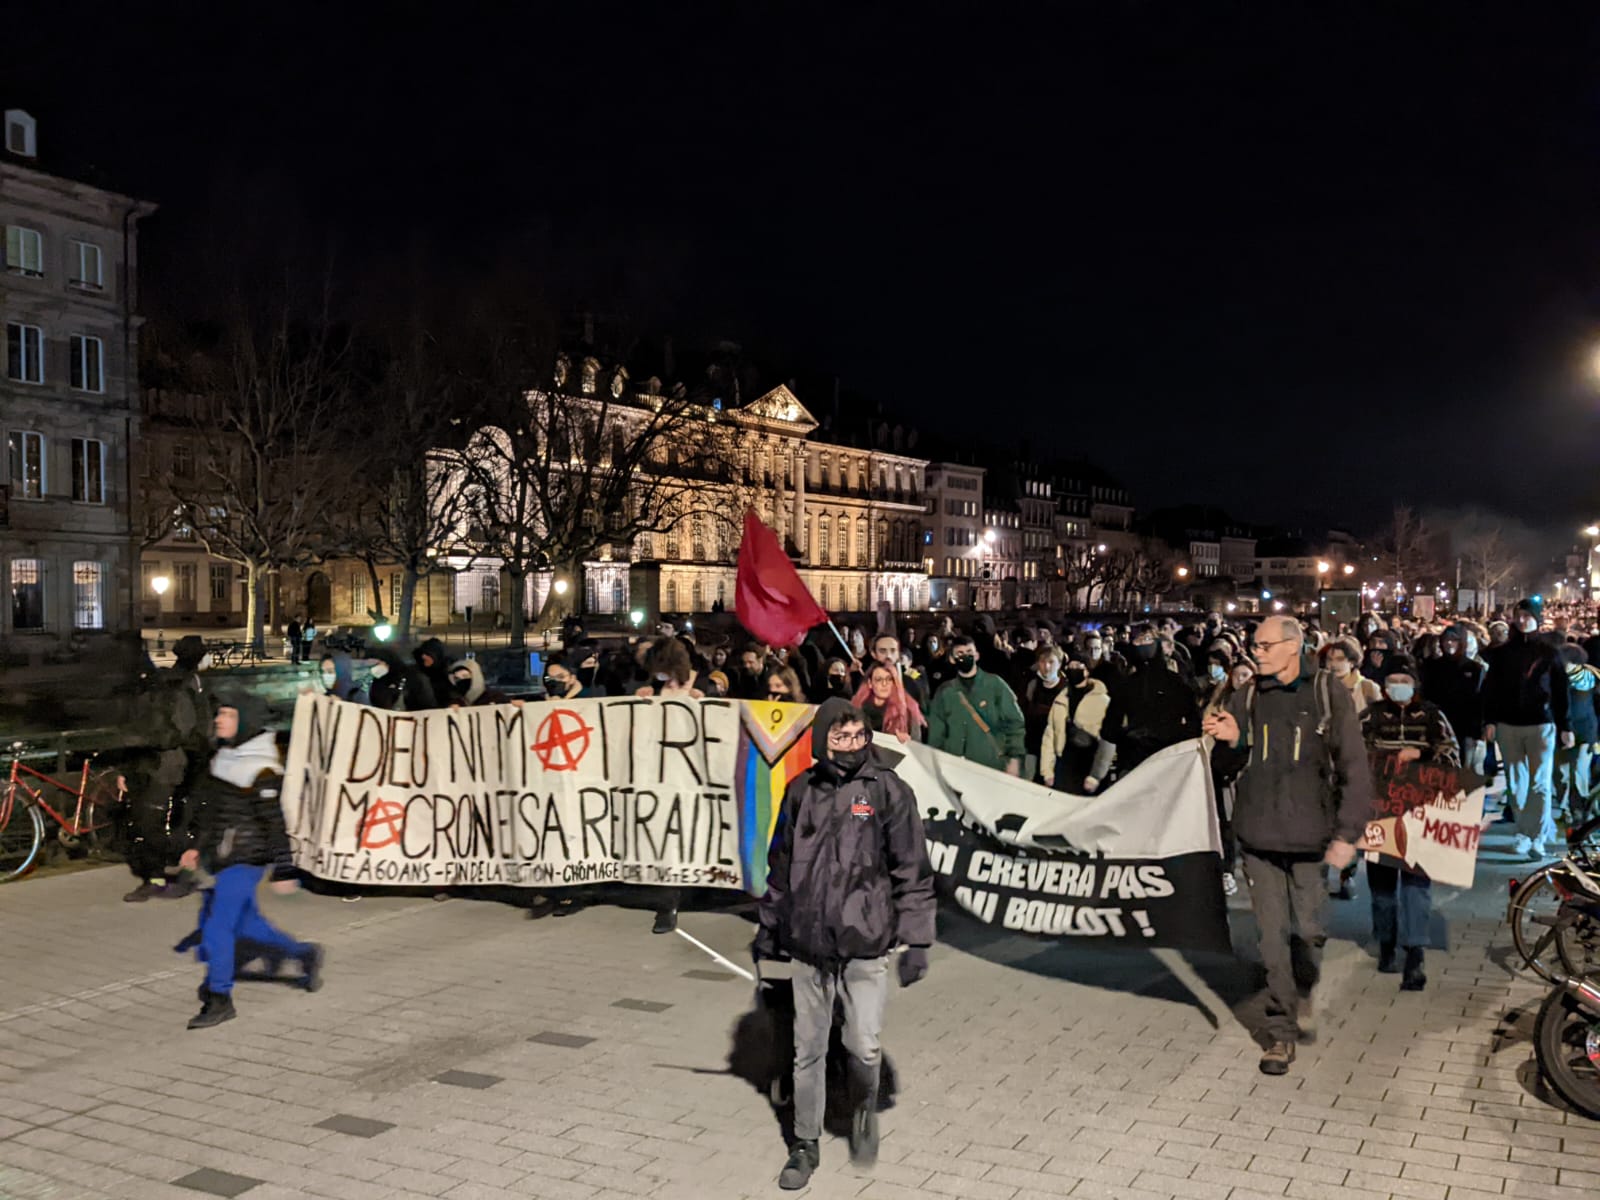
left=928, top=671, right=1026, bottom=770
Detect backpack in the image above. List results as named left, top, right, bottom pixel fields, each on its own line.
left=138, top=669, right=208, bottom=753
left=1236, top=668, right=1341, bottom=787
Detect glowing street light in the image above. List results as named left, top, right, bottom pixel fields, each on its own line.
left=553, top=578, right=569, bottom=596
left=1585, top=526, right=1599, bottom=538
left=151, top=575, right=171, bottom=651
left=1316, top=561, right=1330, bottom=574
left=1342, top=564, right=1356, bottom=576
left=984, top=529, right=996, bottom=545
left=1176, top=566, right=1189, bottom=578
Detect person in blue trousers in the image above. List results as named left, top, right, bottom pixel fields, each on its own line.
left=179, top=693, right=322, bottom=1029
left=1359, top=657, right=1461, bottom=992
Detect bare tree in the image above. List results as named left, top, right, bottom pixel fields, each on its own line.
left=1459, top=526, right=1524, bottom=620
left=1125, top=538, right=1181, bottom=609
left=1372, top=505, right=1443, bottom=595
left=1054, top=543, right=1107, bottom=610
left=149, top=310, right=352, bottom=653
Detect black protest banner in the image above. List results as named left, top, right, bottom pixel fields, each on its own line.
left=923, top=814, right=1231, bottom=951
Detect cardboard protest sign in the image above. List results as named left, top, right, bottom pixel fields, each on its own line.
left=1357, top=754, right=1486, bottom=888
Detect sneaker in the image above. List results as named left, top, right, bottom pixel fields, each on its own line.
left=1296, top=997, right=1317, bottom=1045
left=1530, top=841, right=1548, bottom=862
left=1258, top=1041, right=1296, bottom=1075
left=652, top=908, right=678, bottom=935
left=849, top=1104, right=880, bottom=1167
left=299, top=944, right=324, bottom=993
left=1512, top=835, right=1533, bottom=857
left=123, top=881, right=165, bottom=903
left=1222, top=872, right=1238, bottom=897
left=778, top=1140, right=819, bottom=1190
left=551, top=899, right=584, bottom=917
left=1401, top=948, right=1427, bottom=992
left=339, top=895, right=361, bottom=903
left=187, top=992, right=237, bottom=1030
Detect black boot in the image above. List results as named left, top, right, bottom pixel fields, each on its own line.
left=847, top=1056, right=881, bottom=1166
left=1401, top=947, right=1426, bottom=991
left=1377, top=942, right=1398, bottom=974
left=652, top=908, right=678, bottom=935
left=778, top=1140, right=819, bottom=1190
left=187, top=992, right=236, bottom=1030
left=299, top=944, right=324, bottom=993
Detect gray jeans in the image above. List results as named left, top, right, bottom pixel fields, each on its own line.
left=792, top=956, right=889, bottom=1141
left=1241, top=849, right=1327, bottom=1044
left=1500, top=723, right=1558, bottom=844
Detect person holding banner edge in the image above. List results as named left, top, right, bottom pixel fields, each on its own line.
left=1203, top=615, right=1374, bottom=1076
left=754, top=697, right=936, bottom=1190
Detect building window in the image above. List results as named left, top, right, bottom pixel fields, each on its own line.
left=11, top=559, right=45, bottom=629
left=8, top=431, right=44, bottom=499
left=637, top=532, right=652, bottom=559
left=210, top=564, right=230, bottom=603
left=665, top=579, right=678, bottom=611
left=175, top=562, right=197, bottom=603
left=70, top=240, right=104, bottom=290
left=855, top=516, right=868, bottom=567
left=70, top=335, right=104, bottom=392
left=72, top=562, right=104, bottom=629
left=7, top=323, right=44, bottom=383
left=837, top=518, right=849, bottom=566
left=391, top=575, right=403, bottom=614
left=818, top=515, right=831, bottom=566
left=691, top=579, right=703, bottom=611
left=351, top=572, right=367, bottom=615
left=5, top=226, right=43, bottom=277
left=692, top=516, right=705, bottom=561
left=71, top=438, right=105, bottom=503
left=481, top=574, right=500, bottom=613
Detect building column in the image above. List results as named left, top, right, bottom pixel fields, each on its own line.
left=792, top=445, right=807, bottom=555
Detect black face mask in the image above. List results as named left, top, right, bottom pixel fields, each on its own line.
left=451, top=675, right=472, bottom=695
left=952, top=654, right=977, bottom=674
left=830, top=747, right=869, bottom=775
left=1131, top=643, right=1159, bottom=662
left=1065, top=668, right=1088, bottom=687
left=544, top=674, right=572, bottom=694
left=827, top=676, right=849, bottom=694
left=578, top=665, right=598, bottom=687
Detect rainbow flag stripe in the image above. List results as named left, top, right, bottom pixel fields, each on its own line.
left=736, top=725, right=814, bottom=893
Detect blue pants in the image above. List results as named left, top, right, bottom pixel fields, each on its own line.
left=201, top=865, right=308, bottom=995
left=1367, top=860, right=1431, bottom=950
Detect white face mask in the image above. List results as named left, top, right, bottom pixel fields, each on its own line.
left=320, top=671, right=338, bottom=690
left=1330, top=660, right=1352, bottom=677
left=1209, top=665, right=1227, bottom=684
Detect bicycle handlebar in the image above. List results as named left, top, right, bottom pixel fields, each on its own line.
left=1568, top=812, right=1600, bottom=845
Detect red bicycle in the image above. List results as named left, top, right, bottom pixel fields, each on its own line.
left=0, top=751, right=125, bottom=882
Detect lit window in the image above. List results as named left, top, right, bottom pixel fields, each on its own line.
left=4, top=225, right=42, bottom=277
left=8, top=431, right=44, bottom=499
left=70, top=241, right=103, bottom=290
left=71, top=437, right=105, bottom=503
left=210, top=564, right=230, bottom=602
left=70, top=335, right=104, bottom=392
left=72, top=562, right=104, bottom=629
left=11, top=558, right=44, bottom=630
left=7, top=323, right=44, bottom=383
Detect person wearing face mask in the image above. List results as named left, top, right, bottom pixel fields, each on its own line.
left=317, top=653, right=368, bottom=705
left=1360, top=633, right=1396, bottom=683
left=1040, top=654, right=1111, bottom=796
left=1359, top=657, right=1461, bottom=992
left=1555, top=643, right=1598, bottom=822
left=1080, top=629, right=1122, bottom=687
left=1323, top=637, right=1382, bottom=715
left=926, top=635, right=1026, bottom=775
left=545, top=649, right=606, bottom=700
left=1483, top=597, right=1571, bottom=860
left=1086, top=623, right=1201, bottom=792
left=1020, top=646, right=1069, bottom=781
left=820, top=657, right=857, bottom=702
left=754, top=699, right=935, bottom=1189
left=1420, top=625, right=1486, bottom=778
left=920, top=632, right=954, bottom=693
left=764, top=667, right=806, bottom=705
left=446, top=657, right=510, bottom=707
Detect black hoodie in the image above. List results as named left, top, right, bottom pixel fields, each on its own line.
left=187, top=691, right=293, bottom=877
left=1483, top=629, right=1570, bottom=732
left=412, top=638, right=454, bottom=710
left=754, top=698, right=936, bottom=967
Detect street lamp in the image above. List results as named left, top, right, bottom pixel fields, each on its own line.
left=553, top=578, right=569, bottom=596
left=1342, top=564, right=1356, bottom=576
left=1176, top=566, right=1189, bottom=578
left=151, top=575, right=170, bottom=651
left=1316, top=561, right=1330, bottom=575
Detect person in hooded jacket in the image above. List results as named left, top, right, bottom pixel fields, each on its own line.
left=1421, top=625, right=1487, bottom=776
left=366, top=645, right=433, bottom=711
left=1087, top=622, right=1201, bottom=791
left=411, top=637, right=455, bottom=710
left=1556, top=643, right=1598, bottom=821
left=754, top=698, right=935, bottom=1190
left=179, top=693, right=323, bottom=1029
left=447, top=657, right=510, bottom=707
left=1039, top=654, right=1111, bottom=795
left=317, top=652, right=368, bottom=705
left=1484, top=597, right=1571, bottom=859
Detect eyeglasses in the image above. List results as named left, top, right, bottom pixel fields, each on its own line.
left=827, top=730, right=868, bottom=749
left=1252, top=639, right=1292, bottom=653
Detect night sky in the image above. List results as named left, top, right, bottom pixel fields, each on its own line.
left=12, top=3, right=1600, bottom=533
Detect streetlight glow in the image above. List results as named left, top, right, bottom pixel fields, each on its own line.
left=1316, top=561, right=1330, bottom=574
left=553, top=579, right=569, bottom=596
left=151, top=575, right=170, bottom=597
left=1176, top=566, right=1189, bottom=578
left=1342, top=564, right=1356, bottom=576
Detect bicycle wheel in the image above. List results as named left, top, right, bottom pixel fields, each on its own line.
left=1534, top=984, right=1600, bottom=1120
left=76, top=770, right=127, bottom=857
left=1510, top=866, right=1566, bottom=982
left=0, top=786, right=45, bottom=881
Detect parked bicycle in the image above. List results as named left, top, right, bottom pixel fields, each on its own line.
left=1531, top=854, right=1600, bottom=1118
left=1507, top=813, right=1600, bottom=982
left=0, top=749, right=126, bottom=882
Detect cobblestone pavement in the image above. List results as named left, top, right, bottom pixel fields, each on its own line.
left=2, top=826, right=1598, bottom=1200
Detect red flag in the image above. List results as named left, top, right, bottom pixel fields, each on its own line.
left=735, top=509, right=828, bottom=647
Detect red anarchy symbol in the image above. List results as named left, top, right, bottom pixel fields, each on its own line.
left=360, top=797, right=406, bottom=850
left=532, top=708, right=593, bottom=772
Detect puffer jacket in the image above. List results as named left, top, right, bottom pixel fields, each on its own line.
left=755, top=698, right=936, bottom=967
left=1039, top=678, right=1110, bottom=786
left=188, top=718, right=293, bottom=879
left=1212, top=655, right=1375, bottom=855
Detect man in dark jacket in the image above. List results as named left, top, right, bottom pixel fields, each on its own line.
left=1483, top=597, right=1571, bottom=859
left=1204, top=616, right=1373, bottom=1076
left=755, top=698, right=935, bottom=1190
left=412, top=637, right=455, bottom=710
left=1087, top=622, right=1201, bottom=791
left=1421, top=625, right=1486, bottom=775
left=180, top=693, right=322, bottom=1029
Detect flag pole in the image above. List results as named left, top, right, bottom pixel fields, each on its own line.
left=824, top=618, right=855, bottom=662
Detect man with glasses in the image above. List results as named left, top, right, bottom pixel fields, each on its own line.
left=755, top=698, right=935, bottom=1189
left=1203, top=615, right=1373, bottom=1076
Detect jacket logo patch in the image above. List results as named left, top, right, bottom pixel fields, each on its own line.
left=851, top=801, right=874, bottom=821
